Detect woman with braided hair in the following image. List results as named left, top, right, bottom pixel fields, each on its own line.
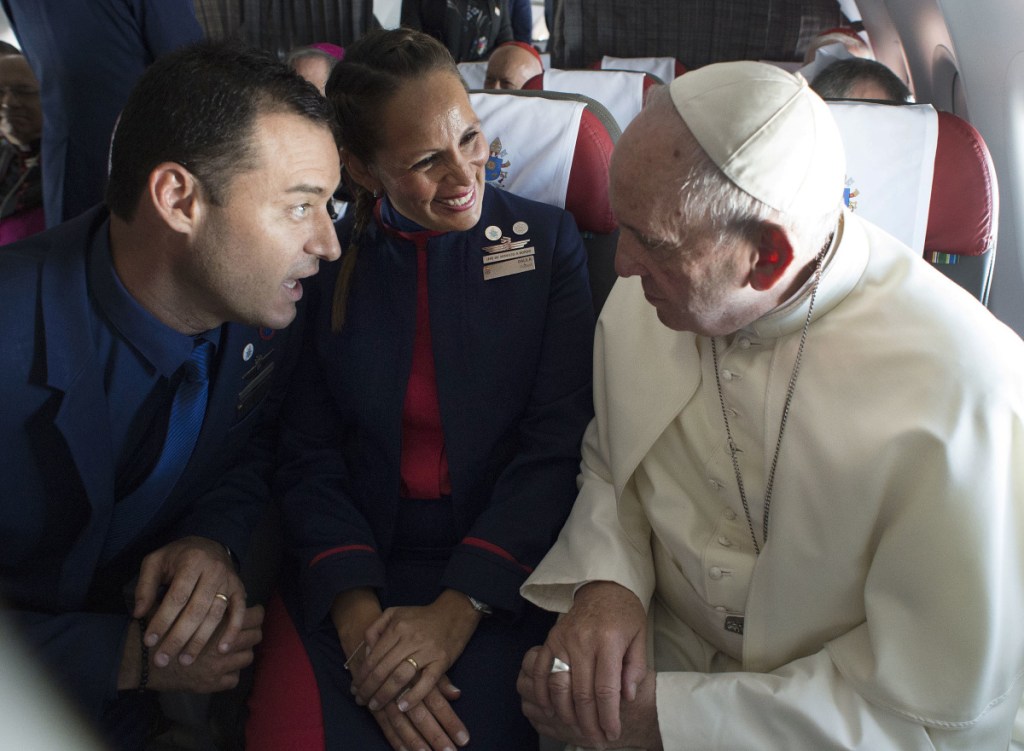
left=247, top=27, right=594, bottom=751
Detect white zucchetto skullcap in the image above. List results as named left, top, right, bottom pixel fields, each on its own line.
left=668, top=60, right=845, bottom=215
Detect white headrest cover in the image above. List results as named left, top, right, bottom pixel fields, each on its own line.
left=470, top=91, right=585, bottom=209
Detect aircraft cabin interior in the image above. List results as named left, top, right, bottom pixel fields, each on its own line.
left=1, top=0, right=1023, bottom=749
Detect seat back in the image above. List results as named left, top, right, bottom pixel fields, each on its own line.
left=925, top=111, right=998, bottom=304
left=594, top=55, right=686, bottom=82
left=828, top=101, right=938, bottom=252
left=547, top=0, right=841, bottom=69
left=827, top=100, right=997, bottom=304
left=522, top=68, right=656, bottom=131
left=470, top=89, right=620, bottom=310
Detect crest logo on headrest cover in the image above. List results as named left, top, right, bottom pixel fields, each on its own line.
left=843, top=176, right=860, bottom=212
left=486, top=137, right=510, bottom=187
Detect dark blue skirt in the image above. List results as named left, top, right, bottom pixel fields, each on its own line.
left=275, top=498, right=554, bottom=749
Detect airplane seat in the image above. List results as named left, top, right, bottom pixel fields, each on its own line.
left=827, top=100, right=997, bottom=305
left=589, top=54, right=687, bottom=81
left=925, top=111, right=998, bottom=304
left=470, top=88, right=621, bottom=312
left=522, top=68, right=657, bottom=132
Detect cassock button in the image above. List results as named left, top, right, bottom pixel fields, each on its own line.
left=709, top=567, right=724, bottom=580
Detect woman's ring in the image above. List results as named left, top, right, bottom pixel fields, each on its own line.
left=405, top=656, right=419, bottom=671
left=550, top=657, right=571, bottom=674
left=214, top=593, right=229, bottom=604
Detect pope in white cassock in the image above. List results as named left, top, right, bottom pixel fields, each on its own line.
left=516, top=60, right=1024, bottom=750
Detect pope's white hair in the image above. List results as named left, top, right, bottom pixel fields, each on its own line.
left=648, top=86, right=842, bottom=257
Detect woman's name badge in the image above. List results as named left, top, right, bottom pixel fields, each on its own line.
left=484, top=255, right=536, bottom=280
left=482, top=235, right=535, bottom=280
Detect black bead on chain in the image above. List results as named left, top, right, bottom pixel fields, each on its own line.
left=137, top=617, right=150, bottom=693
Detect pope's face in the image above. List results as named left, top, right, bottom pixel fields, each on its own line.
left=610, top=103, right=756, bottom=336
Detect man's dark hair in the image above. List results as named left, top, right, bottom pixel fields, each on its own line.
left=106, top=40, right=336, bottom=221
left=811, top=58, right=914, bottom=104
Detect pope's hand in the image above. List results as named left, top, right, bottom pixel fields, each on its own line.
left=518, top=581, right=647, bottom=745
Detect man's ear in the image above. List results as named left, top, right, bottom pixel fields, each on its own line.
left=148, top=162, right=201, bottom=234
left=749, top=223, right=795, bottom=291
left=341, top=149, right=381, bottom=195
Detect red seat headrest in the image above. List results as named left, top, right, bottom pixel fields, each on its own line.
left=522, top=73, right=543, bottom=91
left=567, top=105, right=617, bottom=233
left=925, top=111, right=998, bottom=257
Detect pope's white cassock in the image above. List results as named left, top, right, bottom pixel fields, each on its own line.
left=522, top=209, right=1024, bottom=750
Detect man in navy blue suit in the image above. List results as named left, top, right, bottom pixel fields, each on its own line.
left=0, top=41, right=340, bottom=748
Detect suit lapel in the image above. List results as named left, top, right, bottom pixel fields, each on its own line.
left=38, top=210, right=118, bottom=599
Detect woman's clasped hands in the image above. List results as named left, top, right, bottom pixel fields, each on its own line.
left=339, top=588, right=484, bottom=751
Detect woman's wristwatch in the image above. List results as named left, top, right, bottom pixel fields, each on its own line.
left=467, top=595, right=493, bottom=616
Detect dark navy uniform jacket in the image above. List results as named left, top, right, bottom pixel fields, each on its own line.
left=278, top=186, right=595, bottom=629
left=0, top=206, right=297, bottom=721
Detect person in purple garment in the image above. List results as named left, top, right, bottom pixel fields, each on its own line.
left=0, top=51, right=43, bottom=245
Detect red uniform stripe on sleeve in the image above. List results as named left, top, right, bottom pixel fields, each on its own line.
left=309, top=544, right=376, bottom=568
left=461, top=537, right=533, bottom=573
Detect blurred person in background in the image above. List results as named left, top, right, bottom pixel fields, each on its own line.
left=402, top=0, right=513, bottom=61
left=287, top=42, right=344, bottom=95
left=0, top=50, right=43, bottom=245
left=811, top=57, right=914, bottom=103
left=484, top=40, right=543, bottom=89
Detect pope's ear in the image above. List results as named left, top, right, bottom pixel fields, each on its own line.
left=148, top=162, right=202, bottom=233
left=749, top=223, right=795, bottom=291
left=341, top=149, right=381, bottom=196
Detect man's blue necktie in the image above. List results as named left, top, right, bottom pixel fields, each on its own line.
left=103, top=339, right=215, bottom=560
